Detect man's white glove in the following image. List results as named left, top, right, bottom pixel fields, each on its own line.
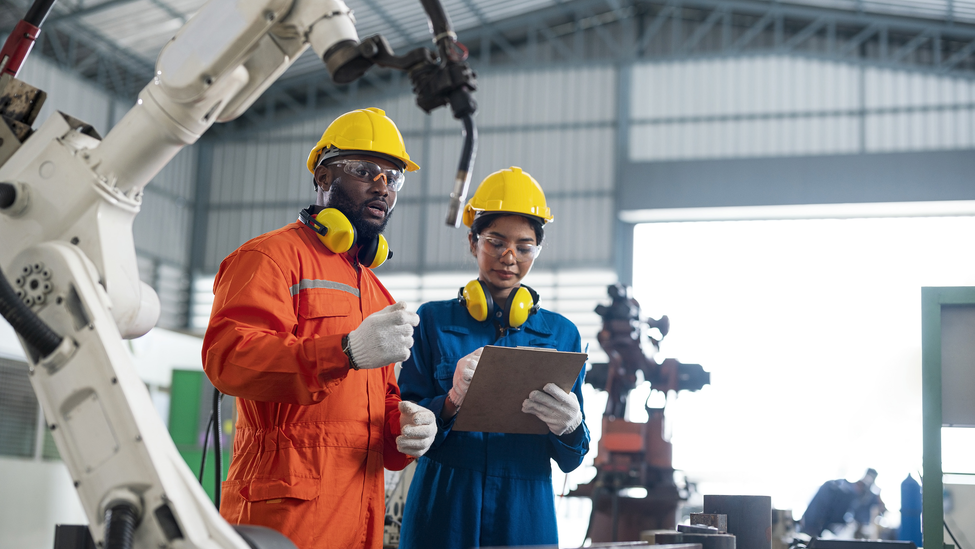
left=396, top=401, right=436, bottom=457
left=522, top=383, right=583, bottom=436
left=447, top=347, right=483, bottom=408
left=347, top=302, right=419, bottom=369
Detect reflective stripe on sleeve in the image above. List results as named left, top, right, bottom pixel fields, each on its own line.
left=290, top=279, right=360, bottom=297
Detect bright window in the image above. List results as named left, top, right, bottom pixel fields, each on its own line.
left=632, top=215, right=975, bottom=526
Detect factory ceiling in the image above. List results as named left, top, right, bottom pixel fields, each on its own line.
left=0, top=0, right=974, bottom=130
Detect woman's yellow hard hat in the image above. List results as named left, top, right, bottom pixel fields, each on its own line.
left=462, top=167, right=553, bottom=227
left=307, top=107, right=420, bottom=173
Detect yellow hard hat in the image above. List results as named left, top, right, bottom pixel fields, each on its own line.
left=306, top=107, right=420, bottom=174
left=462, top=166, right=553, bottom=227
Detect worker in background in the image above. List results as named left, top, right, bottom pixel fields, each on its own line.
left=202, top=108, right=437, bottom=549
left=800, top=468, right=886, bottom=538
left=397, top=167, right=591, bottom=548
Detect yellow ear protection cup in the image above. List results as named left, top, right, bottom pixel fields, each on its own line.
left=299, top=207, right=393, bottom=268
left=457, top=281, right=539, bottom=329
left=459, top=280, right=491, bottom=322
left=357, top=232, right=392, bottom=269
left=300, top=207, right=356, bottom=252
left=505, top=285, right=539, bottom=329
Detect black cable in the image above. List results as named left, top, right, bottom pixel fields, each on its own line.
left=945, top=520, right=964, bottom=549
left=0, top=263, right=63, bottom=357
left=103, top=503, right=138, bottom=549
left=418, top=0, right=452, bottom=40
left=213, top=388, right=223, bottom=510
left=23, top=0, right=56, bottom=28
left=197, top=409, right=213, bottom=483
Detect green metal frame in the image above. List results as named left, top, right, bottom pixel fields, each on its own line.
left=921, top=286, right=975, bottom=549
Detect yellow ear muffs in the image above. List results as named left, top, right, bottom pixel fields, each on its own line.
left=458, top=281, right=539, bottom=328
left=300, top=207, right=356, bottom=253
left=503, top=286, right=538, bottom=329
left=358, top=234, right=392, bottom=269
left=458, top=280, right=493, bottom=322
left=299, top=207, right=393, bottom=268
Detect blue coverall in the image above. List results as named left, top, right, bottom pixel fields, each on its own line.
left=397, top=298, right=590, bottom=548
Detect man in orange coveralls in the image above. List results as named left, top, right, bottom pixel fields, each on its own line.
left=203, top=108, right=437, bottom=549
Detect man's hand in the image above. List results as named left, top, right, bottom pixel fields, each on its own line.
left=396, top=401, right=436, bottom=457
left=522, top=383, right=582, bottom=436
left=446, top=347, right=483, bottom=408
left=347, top=302, right=419, bottom=369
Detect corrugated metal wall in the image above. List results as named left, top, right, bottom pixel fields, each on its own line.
left=19, top=52, right=975, bottom=326
left=17, top=57, right=198, bottom=328
left=629, top=55, right=975, bottom=161
left=202, top=66, right=618, bottom=274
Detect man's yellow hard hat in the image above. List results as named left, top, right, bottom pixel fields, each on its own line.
left=462, top=166, right=553, bottom=227
left=307, top=107, right=419, bottom=173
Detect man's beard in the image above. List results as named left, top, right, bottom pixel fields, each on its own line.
left=325, top=179, right=393, bottom=243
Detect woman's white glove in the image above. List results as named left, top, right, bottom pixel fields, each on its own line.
left=522, top=383, right=583, bottom=436
left=447, top=347, right=483, bottom=408
left=396, top=401, right=437, bottom=457
left=347, top=302, right=419, bottom=369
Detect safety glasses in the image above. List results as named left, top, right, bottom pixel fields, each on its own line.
left=330, top=159, right=406, bottom=192
left=478, top=235, right=542, bottom=263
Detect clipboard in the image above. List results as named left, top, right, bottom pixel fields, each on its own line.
left=452, top=345, right=588, bottom=435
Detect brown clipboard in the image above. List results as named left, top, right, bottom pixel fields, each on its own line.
left=452, top=345, right=588, bottom=435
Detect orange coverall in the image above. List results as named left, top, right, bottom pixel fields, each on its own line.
left=202, top=219, right=412, bottom=549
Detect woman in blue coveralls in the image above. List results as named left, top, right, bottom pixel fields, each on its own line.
left=397, top=166, right=590, bottom=548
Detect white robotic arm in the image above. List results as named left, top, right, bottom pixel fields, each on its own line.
left=0, top=0, right=474, bottom=547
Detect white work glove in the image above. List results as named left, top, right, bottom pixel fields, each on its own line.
left=446, top=347, right=483, bottom=408
left=396, top=401, right=436, bottom=457
left=522, top=383, right=583, bottom=436
left=347, top=302, right=419, bottom=369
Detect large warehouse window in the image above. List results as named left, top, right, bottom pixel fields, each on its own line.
left=631, top=215, right=975, bottom=527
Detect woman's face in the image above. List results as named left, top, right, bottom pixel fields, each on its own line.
left=469, top=215, right=538, bottom=301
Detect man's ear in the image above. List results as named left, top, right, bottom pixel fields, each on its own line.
left=468, top=232, right=477, bottom=256
left=314, top=165, right=332, bottom=192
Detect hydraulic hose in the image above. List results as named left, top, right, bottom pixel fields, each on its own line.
left=104, top=503, right=138, bottom=549
left=213, top=388, right=223, bottom=510
left=0, top=182, right=15, bottom=208
left=0, top=263, right=63, bottom=357
left=198, top=409, right=213, bottom=483
left=23, top=0, right=56, bottom=28
left=445, top=114, right=477, bottom=227
left=418, top=0, right=453, bottom=41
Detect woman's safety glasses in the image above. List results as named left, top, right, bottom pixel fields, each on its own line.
left=478, top=235, right=542, bottom=263
left=330, top=160, right=406, bottom=192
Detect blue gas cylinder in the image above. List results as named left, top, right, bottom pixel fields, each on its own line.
left=899, top=474, right=922, bottom=546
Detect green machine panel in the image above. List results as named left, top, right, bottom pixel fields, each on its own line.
left=169, top=369, right=235, bottom=503
left=921, top=287, right=975, bottom=549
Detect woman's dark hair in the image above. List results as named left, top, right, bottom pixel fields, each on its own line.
left=470, top=213, right=545, bottom=246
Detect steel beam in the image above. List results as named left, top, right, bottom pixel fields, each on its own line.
left=219, top=0, right=975, bottom=133
left=680, top=5, right=724, bottom=54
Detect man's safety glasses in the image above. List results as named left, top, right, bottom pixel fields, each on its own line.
left=478, top=235, right=542, bottom=263
left=330, top=160, right=406, bottom=192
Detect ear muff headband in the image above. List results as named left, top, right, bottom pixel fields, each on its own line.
left=299, top=207, right=392, bottom=268
left=457, top=281, right=539, bottom=328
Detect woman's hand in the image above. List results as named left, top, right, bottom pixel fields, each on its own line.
left=446, top=347, right=484, bottom=411
left=522, top=383, right=582, bottom=436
